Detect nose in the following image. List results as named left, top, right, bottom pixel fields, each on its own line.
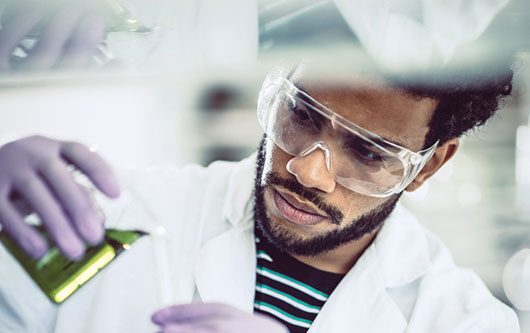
left=286, top=143, right=336, bottom=193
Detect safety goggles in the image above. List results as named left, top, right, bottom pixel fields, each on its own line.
left=257, top=70, right=439, bottom=197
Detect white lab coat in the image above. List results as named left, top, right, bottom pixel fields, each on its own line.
left=0, top=154, right=520, bottom=332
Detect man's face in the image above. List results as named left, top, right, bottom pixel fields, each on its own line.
left=254, top=76, right=437, bottom=256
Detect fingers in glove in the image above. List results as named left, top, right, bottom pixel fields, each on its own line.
left=23, top=5, right=85, bottom=70
left=160, top=323, right=214, bottom=333
left=38, top=158, right=104, bottom=245
left=58, top=12, right=105, bottom=69
left=60, top=142, right=120, bottom=198
left=0, top=199, right=48, bottom=259
left=0, top=3, right=47, bottom=70
left=152, top=303, right=237, bottom=325
left=14, top=175, right=85, bottom=260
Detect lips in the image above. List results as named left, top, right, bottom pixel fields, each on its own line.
left=272, top=189, right=327, bottom=226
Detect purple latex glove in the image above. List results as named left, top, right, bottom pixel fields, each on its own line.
left=0, top=135, right=120, bottom=260
left=0, top=0, right=105, bottom=72
left=151, top=302, right=288, bottom=333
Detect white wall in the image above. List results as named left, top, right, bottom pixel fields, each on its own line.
left=0, top=75, right=198, bottom=169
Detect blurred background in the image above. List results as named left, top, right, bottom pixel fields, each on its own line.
left=1, top=0, right=530, bottom=330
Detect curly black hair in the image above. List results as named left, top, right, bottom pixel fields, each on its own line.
left=292, top=58, right=515, bottom=149
left=398, top=61, right=515, bottom=149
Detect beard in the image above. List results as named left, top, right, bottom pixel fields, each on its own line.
left=253, top=135, right=401, bottom=257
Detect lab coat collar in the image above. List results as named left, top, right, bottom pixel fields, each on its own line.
left=195, top=154, right=258, bottom=311
left=374, top=203, right=431, bottom=288
left=222, top=153, right=257, bottom=229
left=308, top=244, right=407, bottom=331
left=194, top=217, right=256, bottom=312
left=308, top=204, right=431, bottom=331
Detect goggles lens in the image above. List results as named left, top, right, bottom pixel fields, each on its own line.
left=258, top=74, right=437, bottom=197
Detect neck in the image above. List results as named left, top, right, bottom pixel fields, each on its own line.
left=291, top=229, right=379, bottom=274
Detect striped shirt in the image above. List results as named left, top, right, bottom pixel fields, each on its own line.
left=253, top=232, right=345, bottom=332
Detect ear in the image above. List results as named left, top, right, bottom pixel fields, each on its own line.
left=405, top=138, right=459, bottom=192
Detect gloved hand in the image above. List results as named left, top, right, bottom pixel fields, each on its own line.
left=0, top=135, right=120, bottom=260
left=0, top=0, right=105, bottom=72
left=151, top=302, right=288, bottom=333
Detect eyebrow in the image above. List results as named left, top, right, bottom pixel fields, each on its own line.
left=293, top=81, right=411, bottom=150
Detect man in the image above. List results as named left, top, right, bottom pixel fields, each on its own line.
left=0, top=62, right=520, bottom=332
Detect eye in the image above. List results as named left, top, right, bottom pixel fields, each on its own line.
left=346, top=139, right=386, bottom=165
left=291, top=104, right=311, bottom=122
left=356, top=146, right=383, bottom=162
left=288, top=100, right=322, bottom=131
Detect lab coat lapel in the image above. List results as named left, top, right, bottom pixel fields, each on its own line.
left=194, top=219, right=256, bottom=312
left=194, top=155, right=258, bottom=312
left=308, top=244, right=407, bottom=332
left=309, top=204, right=430, bottom=332
left=374, top=204, right=431, bottom=288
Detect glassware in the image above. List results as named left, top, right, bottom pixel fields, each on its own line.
left=0, top=226, right=146, bottom=303
left=4, top=0, right=168, bottom=69
left=0, top=165, right=176, bottom=305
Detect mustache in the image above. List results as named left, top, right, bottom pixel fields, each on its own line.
left=266, top=172, right=344, bottom=225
